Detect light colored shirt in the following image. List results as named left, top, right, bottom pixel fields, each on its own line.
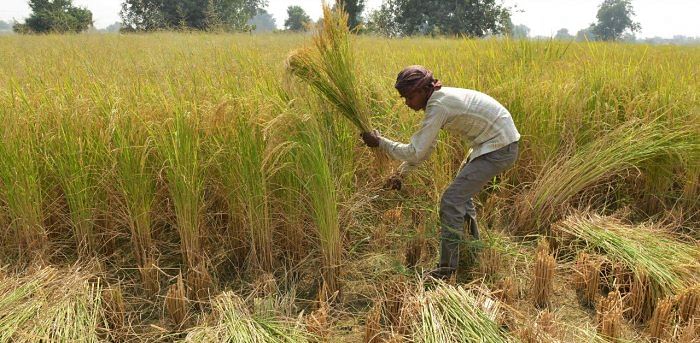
left=378, top=87, right=520, bottom=174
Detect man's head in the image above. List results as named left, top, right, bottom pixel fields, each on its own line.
left=394, top=65, right=442, bottom=111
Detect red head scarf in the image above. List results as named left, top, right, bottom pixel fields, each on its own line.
left=394, top=65, right=443, bottom=97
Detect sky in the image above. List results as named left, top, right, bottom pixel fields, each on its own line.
left=1, top=0, right=699, bottom=39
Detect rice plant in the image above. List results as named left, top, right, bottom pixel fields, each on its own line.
left=290, top=114, right=342, bottom=299
left=185, top=291, right=310, bottom=342
left=513, top=118, right=700, bottom=235
left=214, top=109, right=279, bottom=272
left=155, top=108, right=210, bottom=292
left=45, top=114, right=109, bottom=257
left=0, top=111, right=47, bottom=259
left=286, top=3, right=372, bottom=132
left=112, top=114, right=159, bottom=293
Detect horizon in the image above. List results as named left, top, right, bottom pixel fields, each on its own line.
left=1, top=0, right=699, bottom=39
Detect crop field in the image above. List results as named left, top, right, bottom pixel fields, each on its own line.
left=0, top=13, right=699, bottom=342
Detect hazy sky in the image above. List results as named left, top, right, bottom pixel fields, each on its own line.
left=1, top=0, right=698, bottom=38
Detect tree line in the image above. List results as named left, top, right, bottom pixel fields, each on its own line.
left=4, top=0, right=696, bottom=45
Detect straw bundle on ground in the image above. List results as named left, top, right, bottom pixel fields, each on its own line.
left=0, top=266, right=103, bottom=342
left=404, top=281, right=512, bottom=343
left=556, top=213, right=700, bottom=321
left=286, top=3, right=372, bottom=132
left=185, top=291, right=310, bottom=342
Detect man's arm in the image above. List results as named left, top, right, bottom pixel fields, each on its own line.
left=378, top=108, right=446, bottom=168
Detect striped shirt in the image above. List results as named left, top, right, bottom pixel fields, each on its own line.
left=378, top=87, right=521, bottom=174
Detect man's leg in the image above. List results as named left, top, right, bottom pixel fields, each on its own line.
left=433, top=142, right=519, bottom=277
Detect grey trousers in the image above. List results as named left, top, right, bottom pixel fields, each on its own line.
left=438, top=141, right=519, bottom=270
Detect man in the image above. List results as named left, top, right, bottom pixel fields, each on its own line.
left=361, top=65, right=520, bottom=279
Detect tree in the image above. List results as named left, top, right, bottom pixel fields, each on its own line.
left=13, top=0, right=93, bottom=34
left=511, top=23, right=529, bottom=39
left=102, top=22, right=122, bottom=33
left=555, top=28, right=573, bottom=40
left=590, top=0, right=640, bottom=41
left=284, top=5, right=311, bottom=32
left=365, top=1, right=400, bottom=37
left=340, top=0, right=365, bottom=30
left=367, top=0, right=511, bottom=37
left=576, top=25, right=597, bottom=41
left=248, top=9, right=276, bottom=33
left=120, top=0, right=266, bottom=32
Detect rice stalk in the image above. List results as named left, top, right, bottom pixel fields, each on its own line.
left=155, top=109, right=210, bottom=293
left=0, top=113, right=47, bottom=259
left=285, top=3, right=371, bottom=132
left=112, top=114, right=159, bottom=294
left=677, top=285, right=700, bottom=323
left=533, top=240, right=555, bottom=309
left=557, top=213, right=700, bottom=322
left=647, top=296, right=673, bottom=341
left=573, top=252, right=601, bottom=307
left=513, top=118, right=700, bottom=235
left=165, top=273, right=189, bottom=329
left=596, top=290, right=623, bottom=342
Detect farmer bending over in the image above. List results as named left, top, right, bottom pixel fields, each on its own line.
left=361, top=65, right=520, bottom=280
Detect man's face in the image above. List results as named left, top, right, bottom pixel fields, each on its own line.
left=402, top=88, right=428, bottom=111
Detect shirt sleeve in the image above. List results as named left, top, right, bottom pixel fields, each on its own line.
left=378, top=107, right=446, bottom=173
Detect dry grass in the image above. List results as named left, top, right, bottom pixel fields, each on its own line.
left=533, top=240, right=556, bottom=309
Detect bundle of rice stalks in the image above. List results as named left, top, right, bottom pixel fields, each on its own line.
left=285, top=3, right=372, bottom=132
left=0, top=266, right=103, bottom=342
left=647, top=296, right=673, bottom=342
left=186, top=291, right=310, bottom=342
left=533, top=240, right=556, bottom=309
left=596, top=290, right=623, bottom=341
left=556, top=213, right=700, bottom=322
left=513, top=118, right=700, bottom=235
left=404, top=281, right=513, bottom=342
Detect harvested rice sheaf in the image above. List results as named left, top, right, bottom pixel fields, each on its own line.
left=403, top=281, right=513, bottom=343
left=556, top=213, right=700, bottom=322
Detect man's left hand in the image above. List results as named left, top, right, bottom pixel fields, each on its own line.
left=360, top=131, right=381, bottom=148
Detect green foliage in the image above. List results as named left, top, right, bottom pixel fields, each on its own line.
left=284, top=5, right=311, bottom=32
left=511, top=23, right=530, bottom=39
left=591, top=0, right=641, bottom=41
left=340, top=0, right=365, bottom=30
left=368, top=0, right=511, bottom=37
left=14, top=0, right=92, bottom=34
left=120, top=0, right=266, bottom=32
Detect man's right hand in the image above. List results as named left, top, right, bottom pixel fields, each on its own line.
left=360, top=131, right=381, bottom=148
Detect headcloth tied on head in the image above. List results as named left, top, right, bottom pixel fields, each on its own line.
left=394, top=65, right=443, bottom=97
